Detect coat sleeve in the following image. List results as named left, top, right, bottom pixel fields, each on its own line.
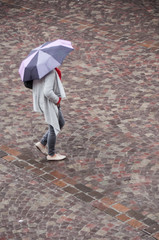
left=43, top=70, right=60, bottom=104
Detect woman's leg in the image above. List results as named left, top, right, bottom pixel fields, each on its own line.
left=40, top=130, right=49, bottom=146
left=35, top=129, right=48, bottom=155
left=46, top=123, right=66, bottom=161
left=47, top=125, right=56, bottom=156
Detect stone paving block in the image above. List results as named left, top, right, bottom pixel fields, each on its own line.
left=127, top=219, right=143, bottom=229
left=4, top=148, right=21, bottom=157
left=104, top=208, right=119, bottom=217
left=75, top=192, right=94, bottom=203
left=50, top=170, right=67, bottom=179
left=32, top=162, right=45, bottom=169
left=0, top=145, right=21, bottom=157
left=24, top=165, right=34, bottom=170
left=41, top=174, right=55, bottom=181
left=153, top=232, right=159, bottom=240
left=18, top=154, right=33, bottom=161
left=143, top=218, right=158, bottom=227
left=91, top=200, right=108, bottom=211
left=63, top=176, right=77, bottom=185
left=0, top=145, right=10, bottom=152
left=112, top=203, right=130, bottom=213
left=0, top=150, right=8, bottom=158
left=30, top=168, right=44, bottom=176
left=13, top=160, right=29, bottom=168
left=2, top=155, right=15, bottom=162
left=116, top=214, right=131, bottom=222
left=88, top=190, right=104, bottom=199
left=101, top=197, right=115, bottom=206
left=42, top=166, right=53, bottom=173
left=27, top=159, right=41, bottom=166
left=75, top=183, right=92, bottom=192
left=63, top=186, right=79, bottom=194
left=143, top=224, right=159, bottom=235
left=52, top=179, right=67, bottom=188
left=127, top=210, right=146, bottom=221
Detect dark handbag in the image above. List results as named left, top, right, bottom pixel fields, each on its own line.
left=23, top=80, right=33, bottom=89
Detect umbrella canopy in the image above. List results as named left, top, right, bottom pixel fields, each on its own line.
left=19, top=39, right=74, bottom=82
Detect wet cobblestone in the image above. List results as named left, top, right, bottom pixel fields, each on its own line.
left=0, top=0, right=159, bottom=239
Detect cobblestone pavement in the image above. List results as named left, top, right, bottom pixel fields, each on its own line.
left=0, top=0, right=159, bottom=239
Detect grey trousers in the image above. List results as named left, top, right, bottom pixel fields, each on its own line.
left=40, top=108, right=65, bottom=156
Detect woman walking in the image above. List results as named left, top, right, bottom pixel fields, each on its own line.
left=19, top=40, right=73, bottom=160
left=33, top=68, right=66, bottom=161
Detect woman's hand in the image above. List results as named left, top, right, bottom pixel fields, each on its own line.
left=56, top=97, right=61, bottom=108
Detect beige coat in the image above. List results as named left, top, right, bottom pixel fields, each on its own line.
left=33, top=69, right=66, bottom=135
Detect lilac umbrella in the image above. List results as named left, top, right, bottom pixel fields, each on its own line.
left=19, top=39, right=74, bottom=82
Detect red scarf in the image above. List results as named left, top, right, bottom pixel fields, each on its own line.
left=55, top=67, right=61, bottom=80
left=55, top=68, right=62, bottom=105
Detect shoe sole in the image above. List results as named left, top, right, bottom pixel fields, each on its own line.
left=35, top=145, right=47, bottom=155
left=47, top=156, right=66, bottom=161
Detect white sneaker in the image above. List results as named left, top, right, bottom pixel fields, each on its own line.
left=47, top=153, right=66, bottom=161
left=35, top=142, right=47, bottom=155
